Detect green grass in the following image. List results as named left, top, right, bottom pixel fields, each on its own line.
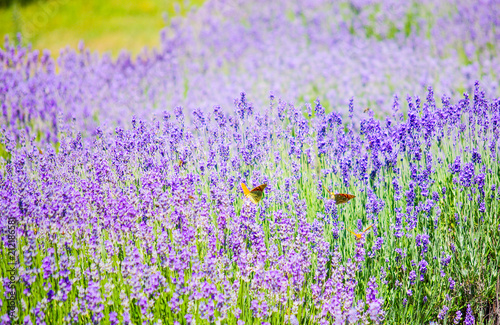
left=0, top=0, right=205, bottom=58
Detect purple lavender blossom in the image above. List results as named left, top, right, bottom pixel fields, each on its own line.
left=373, top=237, right=383, bottom=251
left=453, top=310, right=462, bottom=324
left=409, top=271, right=416, bottom=285
left=365, top=277, right=384, bottom=323
left=471, top=149, right=481, bottom=164
left=109, top=312, right=119, bottom=325
left=449, top=277, right=456, bottom=290
left=460, top=163, right=475, bottom=187
left=416, top=234, right=430, bottom=257
left=437, top=305, right=449, bottom=320
left=450, top=156, right=461, bottom=174
left=464, top=304, right=475, bottom=325
left=41, top=248, right=56, bottom=279
left=419, top=260, right=429, bottom=281
left=441, top=253, right=452, bottom=268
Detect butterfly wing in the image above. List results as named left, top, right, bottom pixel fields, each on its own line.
left=334, top=193, right=355, bottom=205
left=362, top=224, right=374, bottom=234
left=244, top=184, right=267, bottom=204
left=247, top=191, right=262, bottom=204
left=250, top=184, right=267, bottom=192
left=347, top=229, right=361, bottom=240
left=241, top=183, right=251, bottom=196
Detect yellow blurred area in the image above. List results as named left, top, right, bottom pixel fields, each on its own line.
left=0, top=0, right=204, bottom=58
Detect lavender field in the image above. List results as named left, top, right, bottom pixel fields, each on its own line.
left=1, top=0, right=500, bottom=324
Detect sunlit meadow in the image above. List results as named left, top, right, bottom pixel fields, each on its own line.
left=1, top=0, right=500, bottom=324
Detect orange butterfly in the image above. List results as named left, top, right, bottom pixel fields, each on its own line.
left=347, top=224, right=374, bottom=241
left=241, top=183, right=267, bottom=204
left=326, top=190, right=356, bottom=205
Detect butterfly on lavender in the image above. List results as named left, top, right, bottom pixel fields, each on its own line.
left=241, top=183, right=267, bottom=204
left=348, top=225, right=374, bottom=241
left=326, top=189, right=356, bottom=205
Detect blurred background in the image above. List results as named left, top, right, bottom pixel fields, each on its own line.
left=0, top=0, right=499, bottom=145
left=0, top=0, right=204, bottom=57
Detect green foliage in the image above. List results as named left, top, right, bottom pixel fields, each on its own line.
left=0, top=141, right=11, bottom=162
left=0, top=0, right=205, bottom=58
left=0, top=0, right=37, bottom=9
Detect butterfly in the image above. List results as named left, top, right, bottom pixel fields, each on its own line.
left=347, top=224, right=374, bottom=241
left=326, top=190, right=356, bottom=205
left=181, top=195, right=195, bottom=206
left=241, top=183, right=267, bottom=204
